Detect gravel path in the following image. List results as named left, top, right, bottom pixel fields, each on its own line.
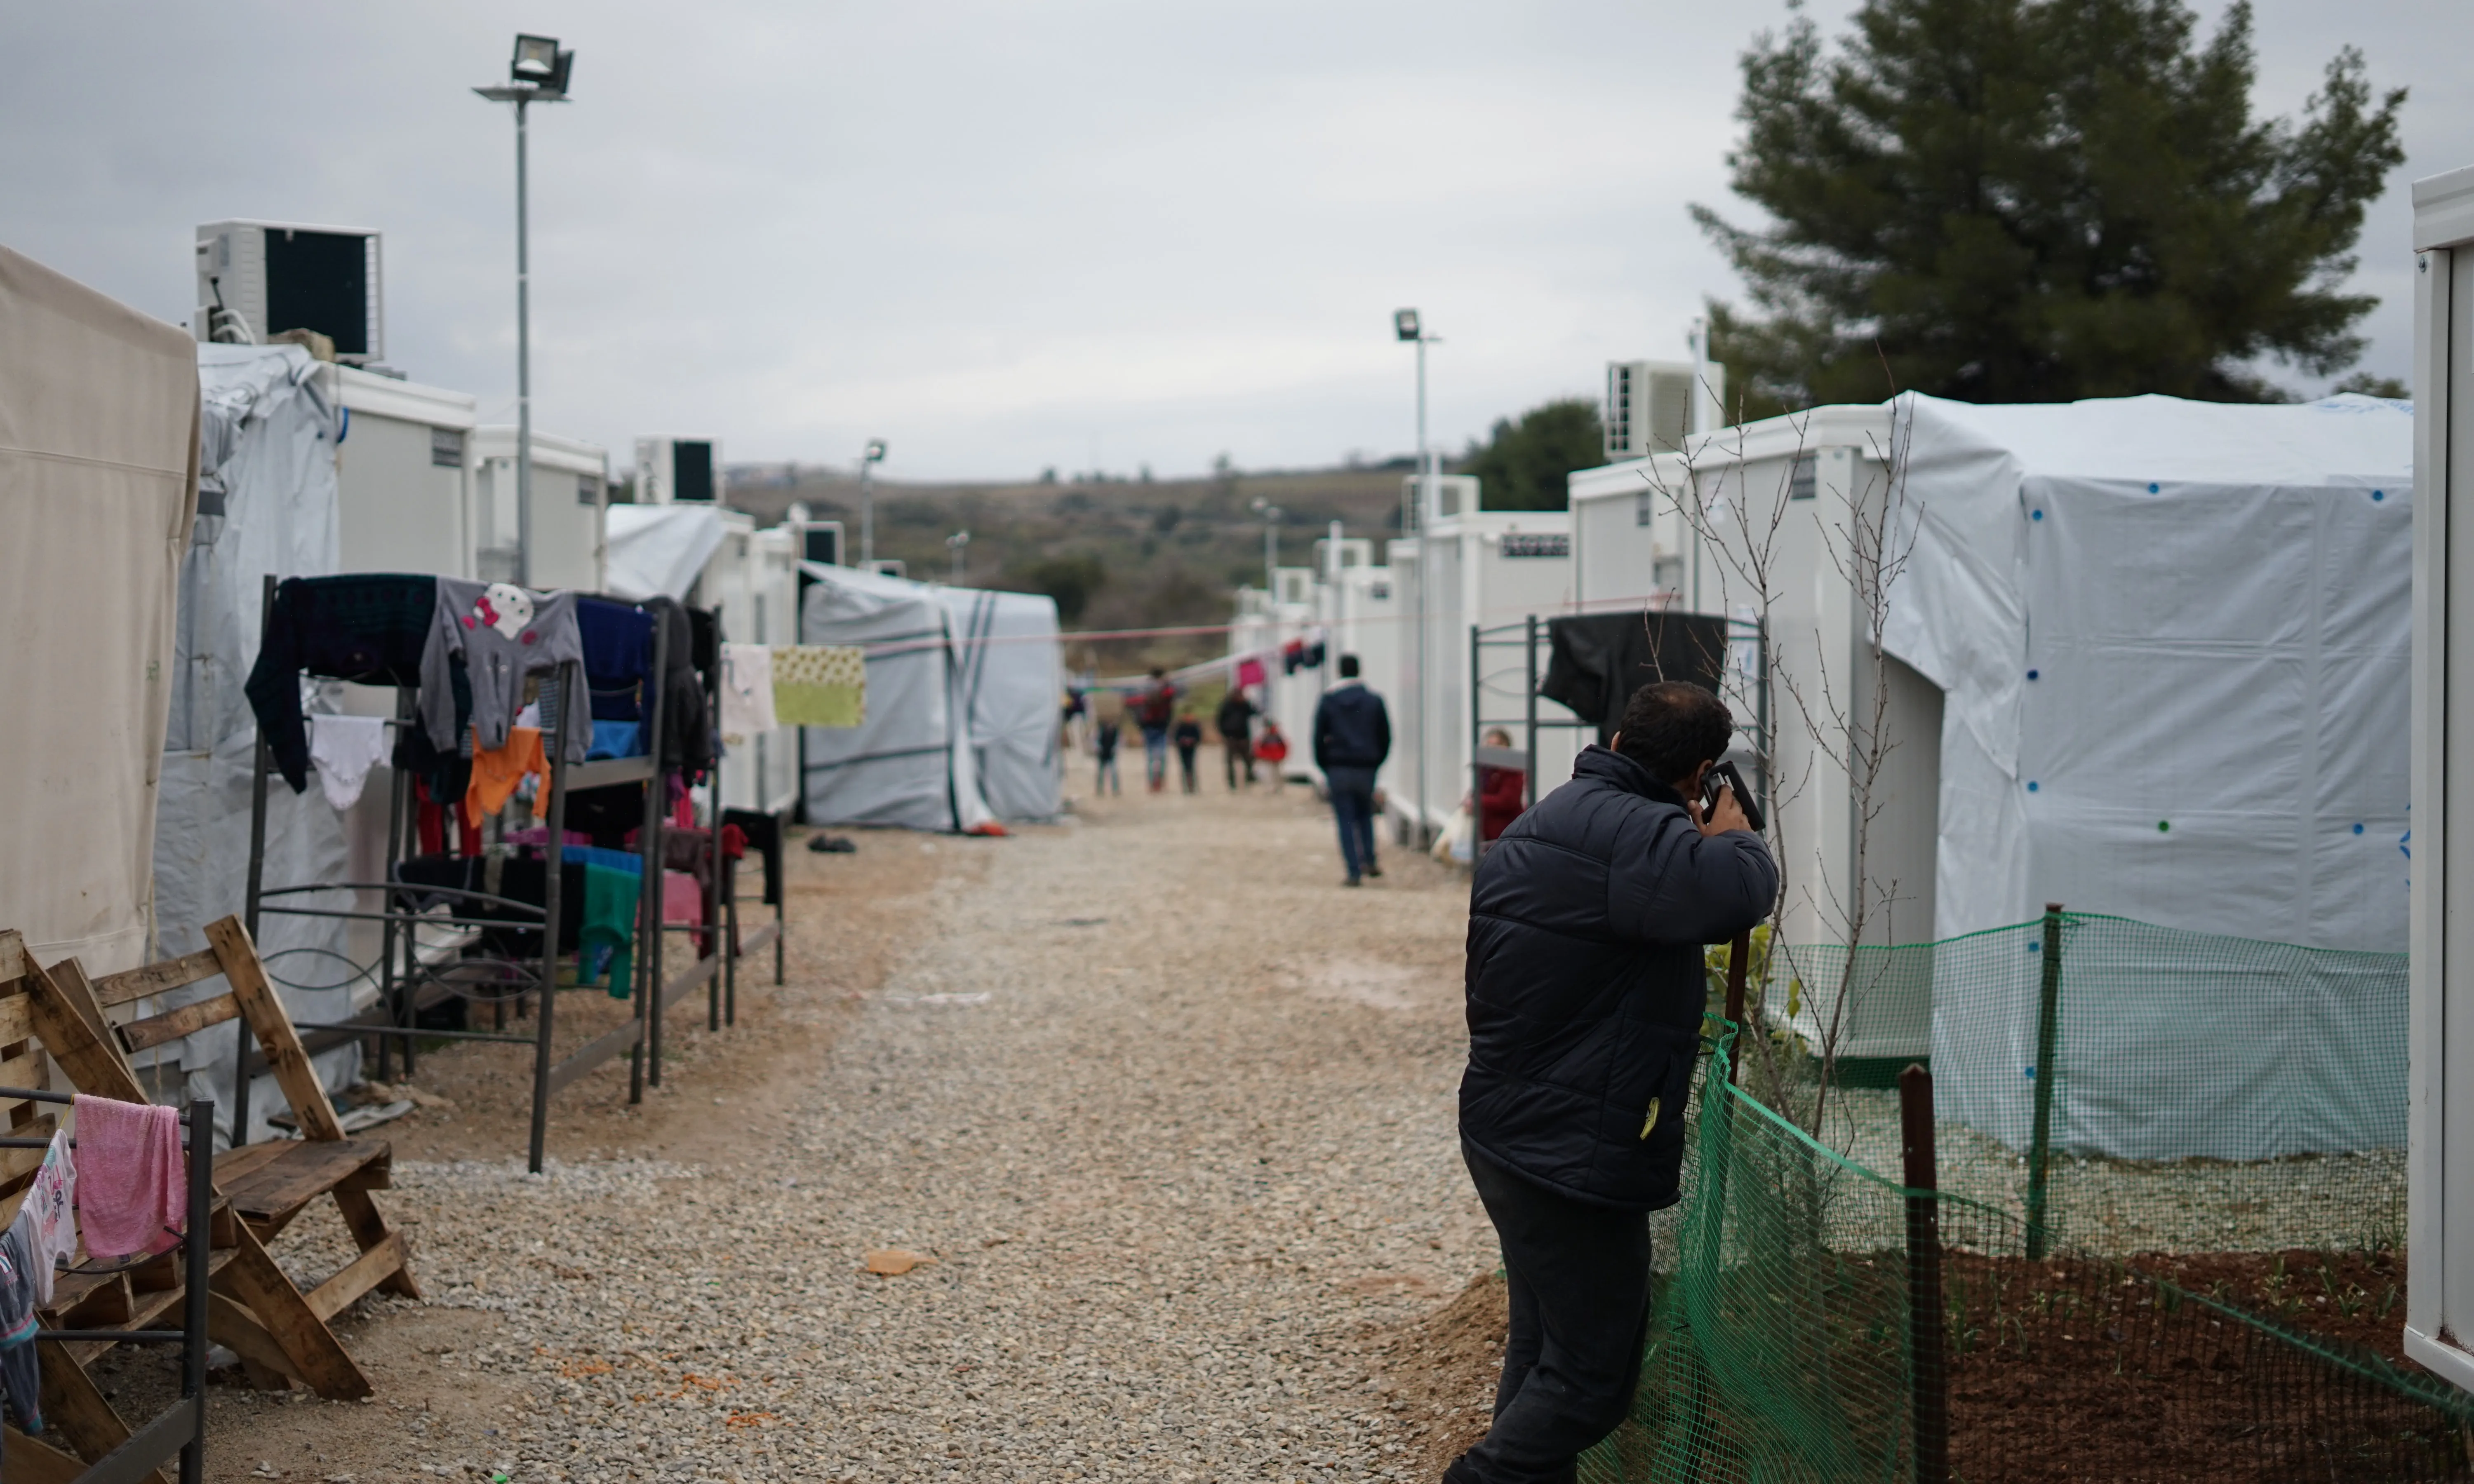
left=218, top=778, right=1495, bottom=1482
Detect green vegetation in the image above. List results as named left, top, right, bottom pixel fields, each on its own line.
left=1698, top=0, right=2406, bottom=416
left=1460, top=398, right=1604, bottom=511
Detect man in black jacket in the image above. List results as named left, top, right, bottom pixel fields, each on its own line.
left=1311, top=654, right=1391, bottom=885
left=1448, top=681, right=1776, bottom=1484
left=1216, top=687, right=1259, bottom=789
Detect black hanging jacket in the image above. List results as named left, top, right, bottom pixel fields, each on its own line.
left=1460, top=745, right=1776, bottom=1209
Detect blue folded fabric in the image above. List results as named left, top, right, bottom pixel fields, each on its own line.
left=562, top=845, right=644, bottom=875
left=587, top=721, right=644, bottom=760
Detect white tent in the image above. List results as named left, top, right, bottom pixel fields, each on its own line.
left=799, top=563, right=998, bottom=833
left=936, top=586, right=1064, bottom=820
left=606, top=503, right=727, bottom=602
left=0, top=247, right=197, bottom=977
left=157, top=343, right=362, bottom=1140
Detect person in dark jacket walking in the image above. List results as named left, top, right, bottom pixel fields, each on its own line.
left=1310, top=654, right=1392, bottom=885
left=1171, top=710, right=1204, bottom=794
left=1216, top=688, right=1258, bottom=789
left=1447, top=681, right=1775, bottom=1484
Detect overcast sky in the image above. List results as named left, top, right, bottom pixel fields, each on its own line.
left=3, top=2, right=2463, bottom=481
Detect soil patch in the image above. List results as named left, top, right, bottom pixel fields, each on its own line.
left=1368, top=1271, right=1509, bottom=1477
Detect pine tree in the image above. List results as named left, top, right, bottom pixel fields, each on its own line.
left=1696, top=0, right=2405, bottom=414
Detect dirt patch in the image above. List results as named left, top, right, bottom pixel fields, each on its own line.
left=2126, top=1248, right=2412, bottom=1367
left=1367, top=1271, right=1509, bottom=1477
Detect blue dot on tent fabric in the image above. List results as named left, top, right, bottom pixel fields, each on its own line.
left=2027, top=669, right=2039, bottom=680
left=2027, top=942, right=2041, bottom=955
left=2024, top=1065, right=2037, bottom=1079
left=2032, top=509, right=2044, bottom=521
left=2027, top=781, right=2039, bottom=792
left=2373, top=490, right=2386, bottom=502
left=2148, top=482, right=2161, bottom=493
left=2354, top=823, right=2366, bottom=834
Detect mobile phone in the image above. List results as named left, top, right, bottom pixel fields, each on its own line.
left=1700, top=759, right=1764, bottom=833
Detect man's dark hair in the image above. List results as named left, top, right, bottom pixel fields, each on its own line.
left=1148, top=667, right=1165, bottom=679
left=1615, top=682, right=1733, bottom=785
left=1338, top=653, right=1360, bottom=679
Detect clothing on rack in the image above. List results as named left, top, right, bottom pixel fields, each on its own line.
left=719, top=643, right=778, bottom=744
left=309, top=714, right=389, bottom=810
left=1236, top=656, right=1267, bottom=688
left=589, top=721, right=644, bottom=760
left=467, top=726, right=551, bottom=823
left=578, top=596, right=657, bottom=722
left=245, top=573, right=439, bottom=792
left=1538, top=611, right=1731, bottom=747
left=772, top=645, right=866, bottom=727
left=642, top=596, right=716, bottom=776
left=71, top=1095, right=183, bottom=1261
left=419, top=578, right=590, bottom=763
left=0, top=1227, right=42, bottom=1435
left=580, top=862, right=640, bottom=997
left=721, top=808, right=784, bottom=907
left=12, top=1131, right=72, bottom=1306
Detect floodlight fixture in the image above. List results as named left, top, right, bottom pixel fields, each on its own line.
left=1394, top=308, right=1421, bottom=342
left=858, top=438, right=890, bottom=563
left=864, top=439, right=888, bottom=463
left=513, top=34, right=559, bottom=79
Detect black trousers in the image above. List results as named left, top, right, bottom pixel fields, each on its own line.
left=1450, top=1141, right=1653, bottom=1484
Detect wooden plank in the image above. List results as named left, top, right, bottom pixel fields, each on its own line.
left=211, top=1140, right=294, bottom=1186
left=662, top=951, right=720, bottom=1010
left=306, top=1229, right=408, bottom=1320
left=20, top=960, right=146, bottom=1104
left=40, top=959, right=114, bottom=1054
left=4, top=1424, right=89, bottom=1484
left=33, top=1344, right=165, bottom=1484
left=47, top=1270, right=132, bottom=1327
left=0, top=994, right=31, bottom=1049
left=206, top=917, right=347, bottom=1142
left=203, top=1292, right=304, bottom=1385
left=207, top=1217, right=370, bottom=1399
left=219, top=1140, right=387, bottom=1223
left=0, top=932, right=24, bottom=986
left=330, top=1182, right=419, bottom=1300
left=118, top=994, right=240, bottom=1053
left=546, top=1016, right=642, bottom=1098
left=89, top=949, right=223, bottom=1010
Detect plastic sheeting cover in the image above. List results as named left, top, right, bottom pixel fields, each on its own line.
left=606, top=504, right=727, bottom=602
left=937, top=586, right=1064, bottom=820
left=798, top=564, right=997, bottom=833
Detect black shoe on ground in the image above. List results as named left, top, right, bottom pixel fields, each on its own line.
left=1343, top=875, right=1362, bottom=888
left=1365, top=864, right=1383, bottom=878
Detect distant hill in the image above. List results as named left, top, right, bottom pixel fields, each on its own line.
left=721, top=463, right=1415, bottom=672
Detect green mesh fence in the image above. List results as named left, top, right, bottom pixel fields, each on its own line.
left=1722, top=912, right=2408, bottom=1262
left=1583, top=1037, right=2473, bottom=1484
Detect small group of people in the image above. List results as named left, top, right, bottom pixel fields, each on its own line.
left=1081, top=668, right=1293, bottom=798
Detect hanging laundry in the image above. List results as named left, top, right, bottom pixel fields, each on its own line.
left=579, top=860, right=640, bottom=997
left=1282, top=637, right=1307, bottom=675
left=719, top=643, right=778, bottom=745
left=70, top=1095, right=183, bottom=1261
left=0, top=1228, right=41, bottom=1435
left=577, top=596, right=657, bottom=723
left=9, top=1130, right=73, bottom=1306
left=588, top=720, right=643, bottom=760
left=1236, top=656, right=1267, bottom=688
left=308, top=714, right=389, bottom=811
left=642, top=597, right=716, bottom=775
left=418, top=578, right=590, bottom=763
left=772, top=645, right=866, bottom=727
left=1302, top=636, right=1327, bottom=670
left=244, top=574, right=439, bottom=792
left=467, top=726, right=551, bottom=823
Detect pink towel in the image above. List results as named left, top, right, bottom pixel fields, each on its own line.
left=72, top=1094, right=184, bottom=1261
left=662, top=869, right=703, bottom=926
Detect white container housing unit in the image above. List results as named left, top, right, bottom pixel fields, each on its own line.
left=2409, top=161, right=2474, bottom=1393
left=471, top=426, right=608, bottom=593
left=334, top=367, right=475, bottom=580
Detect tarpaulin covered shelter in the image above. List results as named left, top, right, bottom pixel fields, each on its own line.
left=0, top=246, right=198, bottom=976
left=936, top=585, right=1064, bottom=820
left=157, top=343, right=360, bottom=1139
left=799, top=563, right=998, bottom=833
left=606, top=503, right=727, bottom=602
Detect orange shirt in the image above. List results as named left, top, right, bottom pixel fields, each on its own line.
left=467, top=726, right=550, bottom=822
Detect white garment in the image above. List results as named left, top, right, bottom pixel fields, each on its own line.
left=308, top=715, right=388, bottom=811
left=719, top=643, right=778, bottom=745
left=11, top=1132, right=75, bottom=1304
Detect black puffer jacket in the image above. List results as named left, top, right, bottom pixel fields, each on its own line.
left=1461, top=746, right=1776, bottom=1209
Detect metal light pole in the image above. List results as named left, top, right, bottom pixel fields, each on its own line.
left=858, top=438, right=888, bottom=567
left=947, top=529, right=971, bottom=584
left=1395, top=308, right=1437, bottom=846
left=475, top=35, right=574, bottom=588
left=1251, top=498, right=1282, bottom=598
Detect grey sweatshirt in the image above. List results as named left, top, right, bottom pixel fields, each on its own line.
left=419, top=578, right=591, bottom=763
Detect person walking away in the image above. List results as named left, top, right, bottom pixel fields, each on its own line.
left=1134, top=668, right=1179, bottom=793
left=1311, top=653, right=1391, bottom=886
left=1216, top=686, right=1259, bottom=789
left=1090, top=686, right=1126, bottom=796
left=1448, top=682, right=1774, bottom=1483
left=1253, top=718, right=1290, bottom=792
left=1171, top=709, right=1204, bottom=794
left=1477, top=726, right=1529, bottom=845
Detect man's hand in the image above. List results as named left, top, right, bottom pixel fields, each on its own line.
left=1693, top=785, right=1751, bottom=838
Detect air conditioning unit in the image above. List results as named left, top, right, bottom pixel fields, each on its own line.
left=793, top=519, right=844, bottom=567
left=1399, top=474, right=1482, bottom=528
left=195, top=221, right=383, bottom=362
left=1605, top=359, right=1726, bottom=461
left=634, top=437, right=722, bottom=505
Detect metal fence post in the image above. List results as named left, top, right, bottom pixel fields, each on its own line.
left=1900, top=1062, right=1949, bottom=1484
left=2024, top=901, right=2065, bottom=1259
